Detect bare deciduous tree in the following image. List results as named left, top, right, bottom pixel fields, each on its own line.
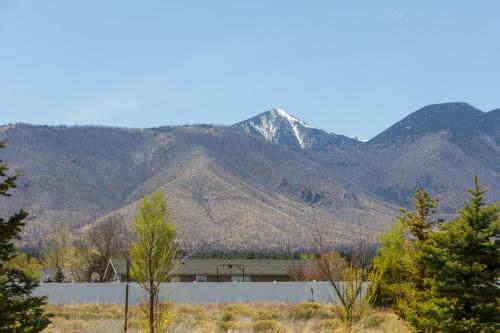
left=42, top=221, right=71, bottom=272
left=85, top=213, right=127, bottom=278
left=319, top=243, right=375, bottom=331
left=287, top=259, right=327, bottom=281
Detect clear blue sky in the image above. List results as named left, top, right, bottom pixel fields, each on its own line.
left=1, top=1, right=499, bottom=139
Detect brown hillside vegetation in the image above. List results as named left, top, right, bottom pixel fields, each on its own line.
left=1, top=124, right=395, bottom=249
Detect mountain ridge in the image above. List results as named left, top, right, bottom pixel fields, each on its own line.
left=1, top=102, right=499, bottom=249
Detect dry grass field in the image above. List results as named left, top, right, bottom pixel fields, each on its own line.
left=43, top=302, right=409, bottom=333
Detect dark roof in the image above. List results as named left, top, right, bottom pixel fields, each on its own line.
left=108, top=259, right=302, bottom=276
left=176, top=259, right=302, bottom=276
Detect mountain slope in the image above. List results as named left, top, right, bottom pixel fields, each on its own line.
left=0, top=123, right=395, bottom=249
left=369, top=102, right=485, bottom=144
left=233, top=108, right=358, bottom=149
left=304, top=102, right=500, bottom=210
left=100, top=147, right=382, bottom=250
left=2, top=102, right=498, bottom=249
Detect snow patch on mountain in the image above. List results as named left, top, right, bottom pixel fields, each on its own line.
left=233, top=108, right=359, bottom=149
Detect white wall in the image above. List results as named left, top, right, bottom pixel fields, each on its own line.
left=33, top=282, right=367, bottom=304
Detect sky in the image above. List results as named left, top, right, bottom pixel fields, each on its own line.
left=1, top=1, right=499, bottom=140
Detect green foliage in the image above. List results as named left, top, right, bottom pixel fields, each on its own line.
left=409, top=177, right=500, bottom=332
left=252, top=319, right=286, bottom=332
left=4, top=251, right=41, bottom=280
left=400, top=188, right=442, bottom=243
left=129, top=190, right=179, bottom=333
left=370, top=223, right=415, bottom=310
left=373, top=179, right=500, bottom=332
left=371, top=189, right=442, bottom=318
left=314, top=318, right=341, bottom=332
left=129, top=191, right=179, bottom=284
left=54, top=268, right=65, bottom=282
left=0, top=140, right=51, bottom=332
left=254, top=309, right=281, bottom=321
left=290, top=302, right=335, bottom=321
left=221, top=311, right=235, bottom=322
left=217, top=320, right=237, bottom=332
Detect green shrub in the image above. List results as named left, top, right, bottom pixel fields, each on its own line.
left=314, top=319, right=341, bottom=332
left=290, top=302, right=335, bottom=320
left=217, top=320, right=237, bottom=332
left=363, top=312, right=386, bottom=328
left=223, top=304, right=254, bottom=317
left=254, top=309, right=281, bottom=321
left=221, top=311, right=235, bottom=322
left=252, top=319, right=286, bottom=332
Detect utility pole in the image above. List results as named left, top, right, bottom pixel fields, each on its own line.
left=124, top=258, right=130, bottom=333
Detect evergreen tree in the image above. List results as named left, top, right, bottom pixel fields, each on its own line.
left=411, top=177, right=500, bottom=332
left=400, top=189, right=443, bottom=243
left=0, top=140, right=51, bottom=332
left=371, top=189, right=441, bottom=315
left=54, top=267, right=65, bottom=282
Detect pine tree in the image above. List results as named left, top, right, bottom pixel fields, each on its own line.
left=54, top=267, right=65, bottom=282
left=400, top=189, right=442, bottom=243
left=371, top=189, right=441, bottom=315
left=412, top=177, right=500, bottom=332
left=0, top=140, right=51, bottom=332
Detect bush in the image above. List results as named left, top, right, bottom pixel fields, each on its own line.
left=254, top=309, right=281, bottom=321
left=137, top=302, right=174, bottom=332
left=363, top=312, right=386, bottom=328
left=314, top=319, right=341, bottom=332
left=290, top=302, right=335, bottom=321
left=221, top=311, right=235, bottom=322
left=217, top=320, right=238, bottom=332
left=223, top=304, right=254, bottom=317
left=174, top=304, right=209, bottom=327
left=252, top=319, right=286, bottom=332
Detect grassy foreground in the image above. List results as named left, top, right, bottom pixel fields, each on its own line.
left=43, top=302, right=409, bottom=333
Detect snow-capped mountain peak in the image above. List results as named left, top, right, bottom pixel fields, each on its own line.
left=233, top=108, right=358, bottom=149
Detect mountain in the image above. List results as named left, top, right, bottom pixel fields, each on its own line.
left=233, top=108, right=359, bottom=149
left=0, top=124, right=394, bottom=250
left=1, top=102, right=498, bottom=250
left=369, top=102, right=485, bottom=144
left=303, top=102, right=500, bottom=210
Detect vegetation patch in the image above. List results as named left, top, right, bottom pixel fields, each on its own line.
left=254, top=308, right=281, bottom=321
left=314, top=318, right=341, bottom=332
left=289, top=302, right=335, bottom=321
left=42, top=303, right=410, bottom=333
left=252, top=319, right=286, bottom=332
left=363, top=312, right=386, bottom=329
left=223, top=303, right=255, bottom=317
left=217, top=319, right=238, bottom=332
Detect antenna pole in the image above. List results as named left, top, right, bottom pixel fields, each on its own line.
left=124, top=258, right=130, bottom=333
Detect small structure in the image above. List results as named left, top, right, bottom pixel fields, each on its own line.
left=90, top=272, right=100, bottom=282
left=103, top=259, right=127, bottom=282
left=103, top=259, right=303, bottom=282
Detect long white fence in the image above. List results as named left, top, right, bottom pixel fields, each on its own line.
left=33, top=282, right=366, bottom=304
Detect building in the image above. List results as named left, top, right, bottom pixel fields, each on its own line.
left=103, top=259, right=303, bottom=282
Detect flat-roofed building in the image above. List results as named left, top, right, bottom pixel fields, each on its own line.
left=103, top=259, right=303, bottom=282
